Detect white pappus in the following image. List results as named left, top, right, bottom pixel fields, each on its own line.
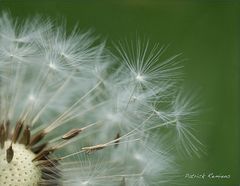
left=0, top=12, right=203, bottom=186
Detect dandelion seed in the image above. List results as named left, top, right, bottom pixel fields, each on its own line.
left=0, top=12, right=204, bottom=186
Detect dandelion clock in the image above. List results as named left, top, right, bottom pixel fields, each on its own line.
left=0, top=12, right=204, bottom=186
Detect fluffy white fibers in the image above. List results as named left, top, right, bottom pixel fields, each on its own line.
left=0, top=12, right=203, bottom=186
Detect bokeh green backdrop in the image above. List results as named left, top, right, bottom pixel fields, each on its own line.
left=0, top=1, right=239, bottom=186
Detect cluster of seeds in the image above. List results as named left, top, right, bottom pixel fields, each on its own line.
left=0, top=12, right=203, bottom=186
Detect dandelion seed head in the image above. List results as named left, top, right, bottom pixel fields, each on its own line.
left=0, top=12, right=204, bottom=186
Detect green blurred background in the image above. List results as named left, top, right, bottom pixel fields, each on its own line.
left=0, top=0, right=239, bottom=185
